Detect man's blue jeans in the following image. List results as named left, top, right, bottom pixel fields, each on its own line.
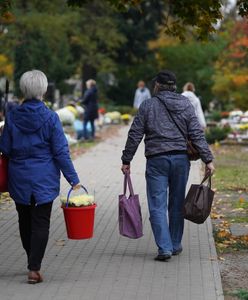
left=146, top=154, right=190, bottom=255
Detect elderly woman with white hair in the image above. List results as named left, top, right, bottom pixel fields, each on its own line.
left=0, top=70, right=80, bottom=284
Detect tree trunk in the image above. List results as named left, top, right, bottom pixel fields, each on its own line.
left=82, top=63, right=97, bottom=96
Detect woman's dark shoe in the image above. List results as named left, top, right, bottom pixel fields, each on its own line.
left=28, top=271, right=43, bottom=284
left=172, top=248, right=183, bottom=256
left=154, top=253, right=172, bottom=261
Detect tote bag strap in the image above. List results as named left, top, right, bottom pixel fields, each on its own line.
left=200, top=173, right=212, bottom=188
left=123, top=173, right=135, bottom=196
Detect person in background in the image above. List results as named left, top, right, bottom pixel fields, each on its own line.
left=133, top=80, right=151, bottom=109
left=0, top=70, right=80, bottom=284
left=182, top=82, right=206, bottom=130
left=82, top=79, right=98, bottom=140
left=122, top=70, right=214, bottom=262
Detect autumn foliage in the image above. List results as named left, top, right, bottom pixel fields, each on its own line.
left=213, top=20, right=248, bottom=110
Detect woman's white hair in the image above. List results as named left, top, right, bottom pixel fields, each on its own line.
left=20, top=70, right=48, bottom=99
left=86, top=79, right=96, bottom=89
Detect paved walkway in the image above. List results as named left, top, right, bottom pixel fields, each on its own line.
left=0, top=126, right=223, bottom=300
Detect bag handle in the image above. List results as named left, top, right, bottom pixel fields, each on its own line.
left=66, top=185, right=88, bottom=208
left=200, top=173, right=212, bottom=188
left=123, top=173, right=135, bottom=196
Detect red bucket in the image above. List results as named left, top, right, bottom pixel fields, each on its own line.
left=62, top=203, right=97, bottom=239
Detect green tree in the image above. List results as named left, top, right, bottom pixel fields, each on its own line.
left=156, top=40, right=226, bottom=109
left=1, top=0, right=248, bottom=41
left=67, top=0, right=248, bottom=39
left=68, top=1, right=125, bottom=94
left=13, top=13, right=76, bottom=95
left=0, top=0, right=124, bottom=97
left=105, top=0, right=164, bottom=105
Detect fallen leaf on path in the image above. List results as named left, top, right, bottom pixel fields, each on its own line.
left=231, top=208, right=244, bottom=212
left=239, top=197, right=245, bottom=204
left=223, top=240, right=236, bottom=245
left=218, top=256, right=225, bottom=261
left=211, top=213, right=224, bottom=219
left=217, top=229, right=231, bottom=238
left=55, top=239, right=66, bottom=246
left=217, top=243, right=228, bottom=248
left=209, top=257, right=217, bottom=261
left=240, top=236, right=248, bottom=242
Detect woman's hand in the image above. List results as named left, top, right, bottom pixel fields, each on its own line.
left=72, top=183, right=81, bottom=190
left=121, top=164, right=130, bottom=175
left=205, top=162, right=215, bottom=176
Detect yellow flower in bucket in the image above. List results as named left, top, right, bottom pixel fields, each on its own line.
left=61, top=194, right=95, bottom=207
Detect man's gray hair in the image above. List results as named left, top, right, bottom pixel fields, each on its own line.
left=20, top=70, right=48, bottom=99
left=154, top=82, right=176, bottom=94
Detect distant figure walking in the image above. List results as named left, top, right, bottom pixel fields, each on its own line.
left=133, top=80, right=151, bottom=109
left=182, top=82, right=206, bottom=130
left=82, top=79, right=98, bottom=140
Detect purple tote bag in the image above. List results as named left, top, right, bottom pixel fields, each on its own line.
left=119, top=173, right=143, bottom=239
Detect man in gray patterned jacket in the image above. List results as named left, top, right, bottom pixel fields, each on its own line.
left=121, top=70, right=215, bottom=261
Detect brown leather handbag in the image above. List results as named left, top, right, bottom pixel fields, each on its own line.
left=156, top=96, right=200, bottom=161
left=186, top=140, right=200, bottom=161
left=183, top=174, right=215, bottom=224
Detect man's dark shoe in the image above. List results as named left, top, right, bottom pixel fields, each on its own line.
left=154, top=253, right=172, bottom=261
left=172, top=248, right=183, bottom=256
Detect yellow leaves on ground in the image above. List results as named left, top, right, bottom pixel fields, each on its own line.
left=240, top=235, right=248, bottom=243
left=211, top=212, right=224, bottom=219
left=216, top=229, right=231, bottom=239
left=214, top=220, right=248, bottom=252
left=218, top=256, right=225, bottom=261
left=239, top=197, right=245, bottom=204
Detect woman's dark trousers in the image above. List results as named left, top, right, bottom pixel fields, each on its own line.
left=15, top=197, right=53, bottom=271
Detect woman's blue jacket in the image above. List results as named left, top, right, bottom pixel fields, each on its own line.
left=0, top=99, right=79, bottom=205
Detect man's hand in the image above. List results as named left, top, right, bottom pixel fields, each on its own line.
left=205, top=162, right=215, bottom=176
left=72, top=183, right=81, bottom=190
left=121, top=164, right=130, bottom=175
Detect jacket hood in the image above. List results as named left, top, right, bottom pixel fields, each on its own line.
left=10, top=99, right=53, bottom=134
left=156, top=91, right=191, bottom=113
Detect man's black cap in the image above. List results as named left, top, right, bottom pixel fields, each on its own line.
left=153, top=70, right=176, bottom=85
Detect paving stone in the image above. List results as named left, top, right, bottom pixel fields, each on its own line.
left=230, top=223, right=248, bottom=236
